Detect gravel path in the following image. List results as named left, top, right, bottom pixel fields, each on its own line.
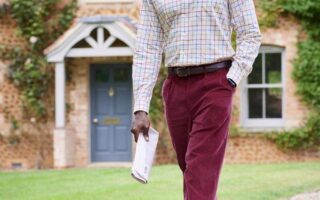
left=289, top=189, right=320, bottom=200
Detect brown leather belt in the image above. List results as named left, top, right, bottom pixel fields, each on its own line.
left=168, top=60, right=232, bottom=77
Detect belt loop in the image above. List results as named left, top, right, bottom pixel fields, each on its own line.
left=203, top=66, right=207, bottom=79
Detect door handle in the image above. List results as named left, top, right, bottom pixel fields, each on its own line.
left=93, top=118, right=99, bottom=124
left=108, top=87, right=114, bottom=97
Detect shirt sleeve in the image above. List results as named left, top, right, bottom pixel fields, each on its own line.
left=132, top=0, right=164, bottom=115
left=226, top=0, right=262, bottom=86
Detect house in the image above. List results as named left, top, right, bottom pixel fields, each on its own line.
left=0, top=0, right=317, bottom=170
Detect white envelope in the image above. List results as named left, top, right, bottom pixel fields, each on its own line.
left=131, top=126, right=159, bottom=184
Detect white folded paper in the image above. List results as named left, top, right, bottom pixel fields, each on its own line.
left=131, top=127, right=159, bottom=184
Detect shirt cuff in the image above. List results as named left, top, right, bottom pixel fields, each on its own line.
left=133, top=100, right=150, bottom=115
left=227, top=78, right=237, bottom=87
left=226, top=60, right=247, bottom=86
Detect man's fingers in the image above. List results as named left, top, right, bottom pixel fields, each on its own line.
left=142, top=126, right=149, bottom=142
left=134, top=132, right=139, bottom=143
left=130, top=124, right=137, bottom=134
left=131, top=126, right=138, bottom=142
left=131, top=111, right=150, bottom=143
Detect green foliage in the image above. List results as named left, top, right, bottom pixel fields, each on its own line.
left=260, top=0, right=320, bottom=151
left=292, top=39, right=320, bottom=110
left=0, top=0, right=76, bottom=119
left=8, top=52, right=51, bottom=116
left=149, top=63, right=167, bottom=122
left=280, top=0, right=320, bottom=39
left=10, top=0, right=77, bottom=51
left=11, top=0, right=56, bottom=50
left=267, top=113, right=320, bottom=151
left=259, top=0, right=284, bottom=28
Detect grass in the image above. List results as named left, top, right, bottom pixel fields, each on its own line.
left=0, top=161, right=320, bottom=200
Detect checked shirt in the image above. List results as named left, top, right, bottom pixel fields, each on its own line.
left=132, top=0, right=262, bottom=114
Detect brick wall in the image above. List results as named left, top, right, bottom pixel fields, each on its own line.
left=0, top=126, right=53, bottom=170
left=0, top=13, right=54, bottom=170
left=154, top=118, right=320, bottom=165
left=224, top=135, right=320, bottom=164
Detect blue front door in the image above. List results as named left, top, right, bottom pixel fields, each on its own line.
left=90, top=63, right=132, bottom=162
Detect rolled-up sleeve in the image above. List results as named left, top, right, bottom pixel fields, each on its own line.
left=132, top=0, right=165, bottom=114
left=226, top=0, right=262, bottom=86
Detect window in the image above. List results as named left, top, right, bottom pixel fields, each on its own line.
left=241, top=45, right=285, bottom=129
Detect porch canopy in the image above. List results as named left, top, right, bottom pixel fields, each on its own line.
left=44, top=15, right=137, bottom=129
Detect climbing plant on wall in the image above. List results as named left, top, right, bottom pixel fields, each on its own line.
left=0, top=0, right=76, bottom=119
left=261, top=0, right=320, bottom=151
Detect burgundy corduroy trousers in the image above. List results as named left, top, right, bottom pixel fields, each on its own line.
left=162, top=66, right=235, bottom=200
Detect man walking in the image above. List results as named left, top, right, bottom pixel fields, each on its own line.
left=131, top=0, right=262, bottom=199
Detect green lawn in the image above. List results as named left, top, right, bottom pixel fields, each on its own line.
left=0, top=161, right=320, bottom=200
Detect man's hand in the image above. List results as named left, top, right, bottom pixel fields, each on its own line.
left=131, top=111, right=150, bottom=142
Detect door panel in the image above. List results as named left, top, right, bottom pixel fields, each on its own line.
left=114, top=126, right=129, bottom=151
left=96, top=126, right=111, bottom=151
left=114, top=87, right=131, bottom=114
left=96, top=88, right=109, bottom=114
left=90, top=64, right=132, bottom=162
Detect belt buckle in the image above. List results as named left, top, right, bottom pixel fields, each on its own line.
left=176, top=67, right=189, bottom=77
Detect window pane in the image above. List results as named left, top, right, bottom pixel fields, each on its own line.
left=248, top=88, right=263, bottom=118
left=95, top=68, right=109, bottom=82
left=114, top=68, right=129, bottom=82
left=266, top=53, right=282, bottom=83
left=248, top=53, right=263, bottom=84
left=266, top=88, right=282, bottom=118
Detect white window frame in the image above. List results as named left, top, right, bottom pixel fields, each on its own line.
left=240, top=45, right=286, bottom=131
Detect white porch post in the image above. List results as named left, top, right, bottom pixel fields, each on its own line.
left=55, top=62, right=66, bottom=128
left=53, top=61, right=74, bottom=168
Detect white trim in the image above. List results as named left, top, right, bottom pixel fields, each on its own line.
left=55, top=62, right=66, bottom=128
left=97, top=27, right=105, bottom=46
left=67, top=47, right=133, bottom=57
left=240, top=45, right=286, bottom=130
left=102, top=23, right=136, bottom=48
left=46, top=22, right=136, bottom=62
left=47, top=24, right=96, bottom=62
left=85, top=36, right=99, bottom=48
left=104, top=36, right=116, bottom=47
